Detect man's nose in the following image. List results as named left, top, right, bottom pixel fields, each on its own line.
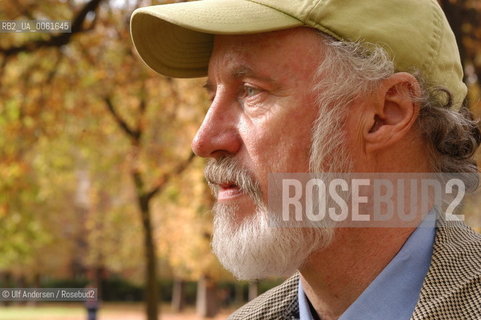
left=191, top=94, right=241, bottom=159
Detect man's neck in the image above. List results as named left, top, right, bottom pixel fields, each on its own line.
left=299, top=227, right=415, bottom=320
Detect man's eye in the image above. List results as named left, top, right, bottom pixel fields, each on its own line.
left=243, top=85, right=261, bottom=97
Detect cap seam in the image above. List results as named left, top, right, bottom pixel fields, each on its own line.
left=302, top=0, right=325, bottom=22
left=246, top=0, right=304, bottom=24
left=305, top=0, right=328, bottom=19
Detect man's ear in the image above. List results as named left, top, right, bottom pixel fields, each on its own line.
left=363, top=72, right=421, bottom=153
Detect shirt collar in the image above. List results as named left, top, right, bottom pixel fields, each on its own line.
left=298, top=211, right=436, bottom=320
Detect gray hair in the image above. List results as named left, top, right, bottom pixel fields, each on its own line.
left=311, top=34, right=480, bottom=191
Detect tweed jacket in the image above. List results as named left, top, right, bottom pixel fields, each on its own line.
left=228, top=221, right=481, bottom=320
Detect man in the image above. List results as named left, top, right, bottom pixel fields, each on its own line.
left=130, top=0, right=481, bottom=319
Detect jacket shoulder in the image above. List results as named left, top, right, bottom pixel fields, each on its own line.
left=228, top=275, right=300, bottom=320
left=412, top=221, right=481, bottom=320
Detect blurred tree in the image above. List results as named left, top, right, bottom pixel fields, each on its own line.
left=100, top=75, right=195, bottom=320
left=0, top=0, right=107, bottom=280
left=0, top=1, right=209, bottom=320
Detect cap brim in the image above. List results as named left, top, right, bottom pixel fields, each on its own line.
left=130, top=0, right=302, bottom=78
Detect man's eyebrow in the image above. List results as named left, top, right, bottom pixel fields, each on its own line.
left=232, top=65, right=274, bottom=83
left=202, top=65, right=275, bottom=91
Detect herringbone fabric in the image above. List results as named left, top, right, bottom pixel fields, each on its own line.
left=228, top=222, right=481, bottom=320
left=228, top=275, right=300, bottom=320
left=411, top=221, right=481, bottom=320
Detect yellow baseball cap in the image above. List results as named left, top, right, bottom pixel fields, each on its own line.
left=130, top=0, right=467, bottom=108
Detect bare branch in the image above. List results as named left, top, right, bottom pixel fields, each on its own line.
left=102, top=96, right=141, bottom=141
left=145, top=152, right=196, bottom=200
left=135, top=82, right=148, bottom=140
left=132, top=168, right=145, bottom=195
left=45, top=51, right=64, bottom=84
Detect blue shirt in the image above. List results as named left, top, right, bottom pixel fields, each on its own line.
left=298, top=214, right=436, bottom=320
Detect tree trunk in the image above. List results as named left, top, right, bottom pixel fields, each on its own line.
left=87, top=265, right=104, bottom=300
left=171, top=278, right=186, bottom=312
left=138, top=193, right=159, bottom=320
left=248, top=280, right=259, bottom=301
left=103, top=79, right=194, bottom=320
left=196, top=274, right=218, bottom=318
left=18, top=276, right=27, bottom=306
left=30, top=273, right=41, bottom=306
left=234, top=282, right=244, bottom=305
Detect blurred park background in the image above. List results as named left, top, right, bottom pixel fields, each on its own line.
left=0, top=0, right=480, bottom=319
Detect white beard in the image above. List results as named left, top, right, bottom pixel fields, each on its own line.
left=212, top=202, right=334, bottom=280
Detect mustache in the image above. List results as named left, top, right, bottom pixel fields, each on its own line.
left=204, top=157, right=263, bottom=206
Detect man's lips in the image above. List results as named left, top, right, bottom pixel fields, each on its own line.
left=217, top=183, right=244, bottom=200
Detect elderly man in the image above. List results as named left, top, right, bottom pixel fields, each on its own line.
left=131, top=0, right=481, bottom=319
